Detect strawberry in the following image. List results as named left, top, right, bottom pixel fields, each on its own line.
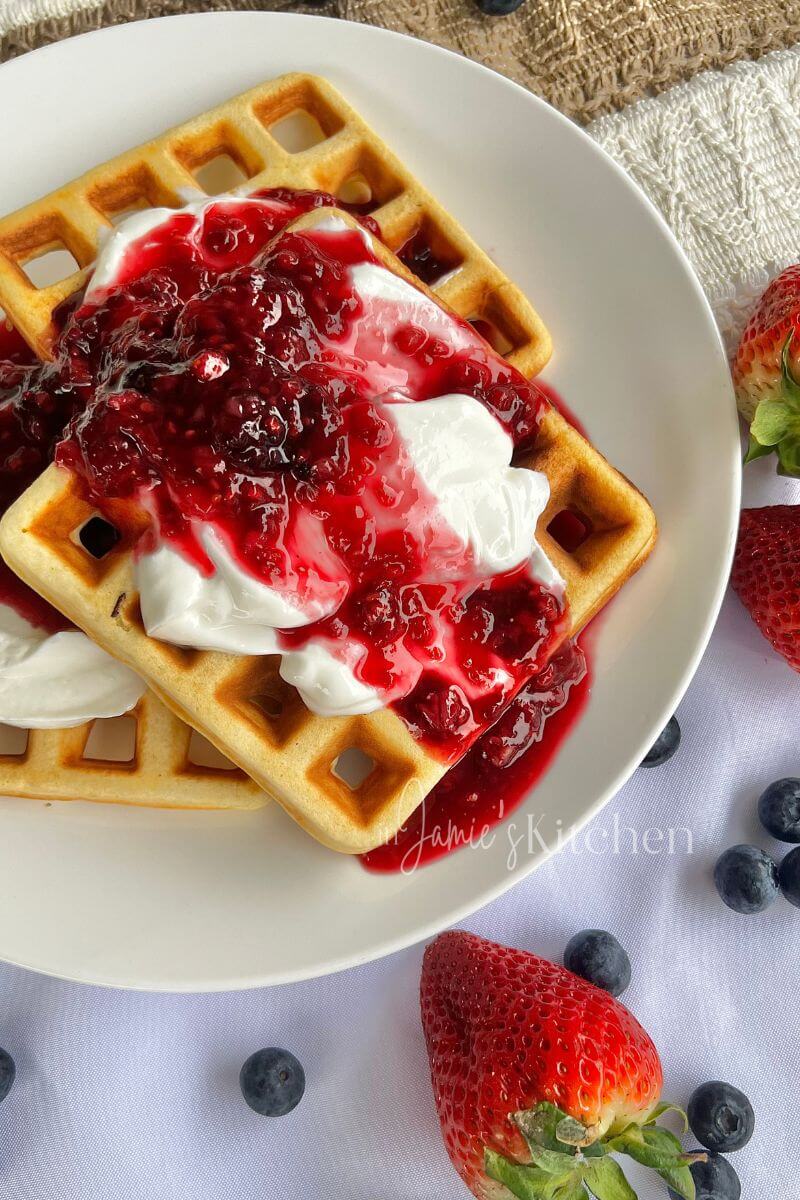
left=734, top=265, right=800, bottom=474
left=731, top=505, right=800, bottom=672
left=420, top=931, right=701, bottom=1199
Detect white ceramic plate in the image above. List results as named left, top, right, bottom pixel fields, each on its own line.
left=0, top=12, right=739, bottom=990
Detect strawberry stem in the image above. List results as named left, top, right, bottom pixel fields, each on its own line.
left=746, top=331, right=800, bottom=476
left=484, top=1101, right=703, bottom=1200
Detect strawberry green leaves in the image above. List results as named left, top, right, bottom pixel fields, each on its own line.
left=644, top=1101, right=689, bottom=1130
left=745, top=333, right=800, bottom=475
left=583, top=1157, right=637, bottom=1200
left=485, top=1147, right=591, bottom=1200
left=556, top=1116, right=599, bottom=1149
left=483, top=1102, right=702, bottom=1200
left=607, top=1122, right=701, bottom=1199
left=515, top=1103, right=601, bottom=1155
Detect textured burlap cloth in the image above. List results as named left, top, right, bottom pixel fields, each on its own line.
left=3, top=0, right=800, bottom=122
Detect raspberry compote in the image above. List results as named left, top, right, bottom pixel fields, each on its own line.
left=7, top=192, right=575, bottom=770
left=0, top=192, right=596, bottom=864
left=0, top=193, right=378, bottom=630
left=50, top=197, right=569, bottom=760
left=0, top=321, right=72, bottom=632
left=362, top=639, right=589, bottom=871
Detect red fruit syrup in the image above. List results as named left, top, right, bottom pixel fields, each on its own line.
left=0, top=193, right=593, bottom=864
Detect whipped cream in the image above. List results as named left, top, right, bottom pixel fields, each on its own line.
left=0, top=604, right=145, bottom=729
left=86, top=207, right=180, bottom=300
left=138, top=521, right=344, bottom=652
left=389, top=396, right=561, bottom=589
left=134, top=393, right=560, bottom=717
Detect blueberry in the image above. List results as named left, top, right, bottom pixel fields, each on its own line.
left=687, top=1081, right=754, bottom=1153
left=475, top=0, right=525, bottom=13
left=563, top=929, right=631, bottom=997
left=0, top=1048, right=14, bottom=1103
left=239, top=1047, right=305, bottom=1116
left=778, top=845, right=800, bottom=907
left=668, top=1153, right=741, bottom=1200
left=713, top=844, right=778, bottom=913
left=641, top=715, right=681, bottom=767
left=758, top=778, right=800, bottom=842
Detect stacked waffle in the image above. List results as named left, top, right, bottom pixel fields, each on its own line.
left=0, top=75, right=655, bottom=852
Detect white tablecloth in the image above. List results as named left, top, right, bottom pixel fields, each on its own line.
left=0, top=26, right=798, bottom=1198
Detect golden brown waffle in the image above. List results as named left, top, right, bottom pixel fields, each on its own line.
left=0, top=73, right=551, bottom=375
left=0, top=313, right=264, bottom=810
left=0, top=72, right=552, bottom=815
left=0, top=690, right=264, bottom=809
left=0, top=203, right=656, bottom=852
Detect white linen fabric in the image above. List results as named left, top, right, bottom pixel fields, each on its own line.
left=0, top=24, right=798, bottom=1199
left=590, top=46, right=800, bottom=359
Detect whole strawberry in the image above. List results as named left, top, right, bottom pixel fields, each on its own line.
left=734, top=265, right=800, bottom=473
left=732, top=505, right=800, bottom=672
left=420, top=931, right=700, bottom=1199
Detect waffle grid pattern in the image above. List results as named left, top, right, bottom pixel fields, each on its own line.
left=0, top=76, right=655, bottom=842
left=0, top=691, right=264, bottom=808
left=0, top=73, right=552, bottom=373
left=0, top=202, right=656, bottom=850
left=0, top=73, right=555, bottom=818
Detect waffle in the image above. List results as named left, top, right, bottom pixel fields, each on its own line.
left=0, top=199, right=656, bottom=852
left=0, top=315, right=264, bottom=808
left=0, top=73, right=551, bottom=374
left=0, top=72, right=552, bottom=815
left=0, top=690, right=264, bottom=809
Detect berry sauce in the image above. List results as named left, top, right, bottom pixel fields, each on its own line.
left=0, top=192, right=592, bottom=856
left=361, top=638, right=588, bottom=871
left=0, top=193, right=378, bottom=632
left=0, top=321, right=72, bottom=632
left=0, top=320, right=74, bottom=518
left=41, top=192, right=567, bottom=760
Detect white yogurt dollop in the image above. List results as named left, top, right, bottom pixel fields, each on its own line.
left=134, top=393, right=561, bottom=718
left=388, top=395, right=562, bottom=590
left=0, top=604, right=145, bottom=729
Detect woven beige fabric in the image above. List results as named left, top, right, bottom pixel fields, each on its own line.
left=3, top=0, right=800, bottom=121
left=0, top=0, right=327, bottom=61
left=341, top=0, right=800, bottom=122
